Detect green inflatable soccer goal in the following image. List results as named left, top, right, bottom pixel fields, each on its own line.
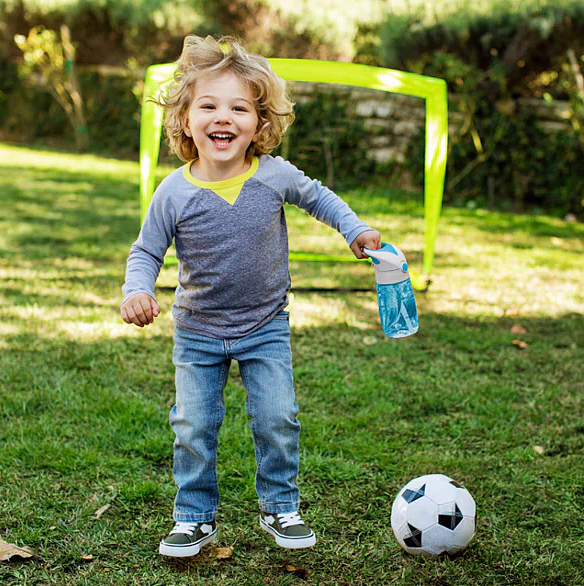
left=139, top=59, right=448, bottom=291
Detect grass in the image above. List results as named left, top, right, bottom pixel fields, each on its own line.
left=0, top=142, right=583, bottom=585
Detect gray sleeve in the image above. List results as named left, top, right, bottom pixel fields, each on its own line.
left=278, top=158, right=371, bottom=246
left=121, top=183, right=177, bottom=303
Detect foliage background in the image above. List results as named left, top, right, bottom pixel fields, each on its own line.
left=1, top=0, right=584, bottom=216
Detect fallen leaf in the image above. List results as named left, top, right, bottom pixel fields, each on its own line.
left=92, top=503, right=111, bottom=520
left=0, top=540, right=34, bottom=562
left=278, top=561, right=310, bottom=578
left=510, top=324, right=527, bottom=334
left=81, top=554, right=94, bottom=561
left=533, top=445, right=545, bottom=455
left=512, top=339, right=529, bottom=349
left=362, top=336, right=378, bottom=346
left=212, top=547, right=234, bottom=560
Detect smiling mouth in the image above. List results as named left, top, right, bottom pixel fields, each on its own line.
left=209, top=133, right=235, bottom=146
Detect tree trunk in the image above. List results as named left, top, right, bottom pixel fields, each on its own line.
left=60, top=24, right=89, bottom=152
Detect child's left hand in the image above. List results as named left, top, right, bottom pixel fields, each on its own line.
left=350, top=229, right=382, bottom=259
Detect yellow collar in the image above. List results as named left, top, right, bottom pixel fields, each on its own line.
left=182, top=158, right=259, bottom=205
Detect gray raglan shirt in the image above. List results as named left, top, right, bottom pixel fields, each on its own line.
left=122, top=155, right=371, bottom=338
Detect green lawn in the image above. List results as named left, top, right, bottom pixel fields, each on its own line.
left=1, top=143, right=583, bottom=585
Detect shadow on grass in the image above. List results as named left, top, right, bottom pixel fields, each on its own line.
left=1, top=164, right=141, bottom=263
left=343, top=187, right=584, bottom=240
left=1, top=311, right=583, bottom=584
left=3, top=309, right=583, bottom=472
left=441, top=206, right=584, bottom=241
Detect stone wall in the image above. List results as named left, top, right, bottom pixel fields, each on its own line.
left=288, top=82, right=573, bottom=165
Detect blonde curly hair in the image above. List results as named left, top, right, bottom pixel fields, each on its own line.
left=158, top=35, right=295, bottom=163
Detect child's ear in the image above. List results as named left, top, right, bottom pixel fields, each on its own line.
left=184, top=122, right=192, bottom=138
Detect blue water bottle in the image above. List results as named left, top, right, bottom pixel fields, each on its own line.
left=364, top=243, right=419, bottom=338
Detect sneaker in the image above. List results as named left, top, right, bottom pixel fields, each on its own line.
left=159, top=520, right=217, bottom=557
left=260, top=511, right=316, bottom=549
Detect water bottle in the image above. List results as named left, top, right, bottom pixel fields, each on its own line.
left=364, top=243, right=419, bottom=338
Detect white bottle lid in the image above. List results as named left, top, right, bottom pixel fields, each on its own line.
left=363, top=242, right=410, bottom=285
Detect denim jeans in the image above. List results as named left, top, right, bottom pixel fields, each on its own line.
left=170, top=312, right=301, bottom=523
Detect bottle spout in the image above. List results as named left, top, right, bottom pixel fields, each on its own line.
left=364, top=242, right=410, bottom=285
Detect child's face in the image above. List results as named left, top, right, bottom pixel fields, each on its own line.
left=185, top=70, right=260, bottom=178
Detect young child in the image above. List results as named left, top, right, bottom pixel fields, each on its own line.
left=121, top=35, right=381, bottom=557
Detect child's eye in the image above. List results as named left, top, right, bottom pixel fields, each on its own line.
left=233, top=106, right=247, bottom=112
left=201, top=104, right=215, bottom=110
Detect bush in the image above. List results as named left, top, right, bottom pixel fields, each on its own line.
left=276, top=88, right=376, bottom=191
left=0, top=0, right=344, bottom=69
left=370, top=2, right=584, bottom=217
left=0, top=63, right=141, bottom=155
left=82, top=71, right=141, bottom=156
left=402, top=50, right=584, bottom=216
left=374, top=0, right=584, bottom=85
left=445, top=111, right=584, bottom=215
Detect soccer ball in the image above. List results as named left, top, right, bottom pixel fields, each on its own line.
left=391, top=474, right=476, bottom=557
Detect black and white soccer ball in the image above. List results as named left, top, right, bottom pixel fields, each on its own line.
left=391, top=474, right=476, bottom=557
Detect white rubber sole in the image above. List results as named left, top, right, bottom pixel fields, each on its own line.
left=158, top=528, right=217, bottom=557
left=260, top=515, right=316, bottom=549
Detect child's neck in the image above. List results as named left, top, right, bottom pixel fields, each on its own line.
left=190, top=158, right=252, bottom=182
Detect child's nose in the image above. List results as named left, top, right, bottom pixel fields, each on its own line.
left=214, top=107, right=232, bottom=124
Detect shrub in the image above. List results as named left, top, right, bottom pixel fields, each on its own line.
left=403, top=50, right=584, bottom=216
left=371, top=2, right=584, bottom=217
left=276, top=88, right=376, bottom=191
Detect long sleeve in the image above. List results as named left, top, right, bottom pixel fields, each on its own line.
left=276, top=158, right=371, bottom=246
left=121, top=181, right=178, bottom=304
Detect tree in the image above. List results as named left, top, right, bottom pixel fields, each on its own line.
left=14, top=24, right=89, bottom=151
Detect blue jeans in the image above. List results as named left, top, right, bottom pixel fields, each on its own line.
left=170, top=312, right=301, bottom=523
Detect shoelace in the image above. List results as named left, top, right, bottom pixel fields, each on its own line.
left=169, top=521, right=199, bottom=536
left=276, top=512, right=304, bottom=528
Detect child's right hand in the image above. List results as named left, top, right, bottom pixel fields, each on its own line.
left=121, top=293, right=160, bottom=327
